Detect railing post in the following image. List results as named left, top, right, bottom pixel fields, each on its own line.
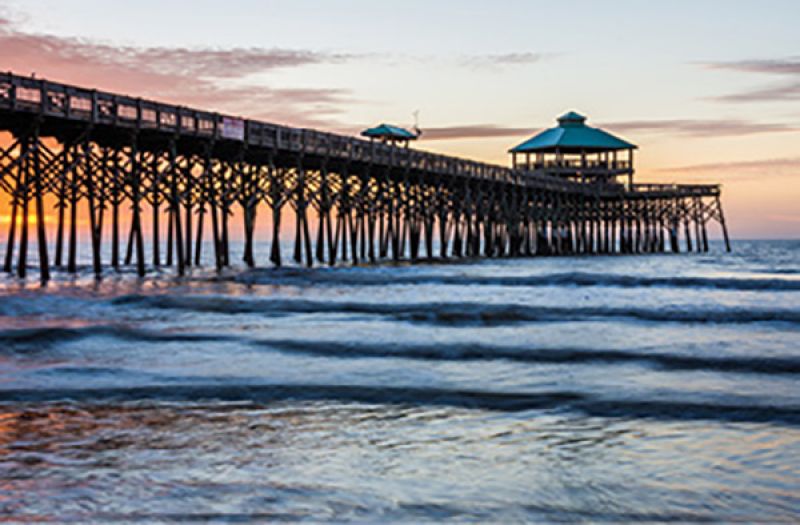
left=9, top=74, right=17, bottom=110
left=91, top=90, right=98, bottom=123
left=39, top=80, right=46, bottom=114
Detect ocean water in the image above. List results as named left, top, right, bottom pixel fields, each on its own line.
left=0, top=240, right=798, bottom=522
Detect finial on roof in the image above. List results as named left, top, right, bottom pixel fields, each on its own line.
left=557, top=111, right=586, bottom=127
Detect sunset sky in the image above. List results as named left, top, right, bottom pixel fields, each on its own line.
left=1, top=0, right=798, bottom=238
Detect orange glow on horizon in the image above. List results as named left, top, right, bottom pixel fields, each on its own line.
left=0, top=213, right=57, bottom=227
left=1, top=121, right=797, bottom=241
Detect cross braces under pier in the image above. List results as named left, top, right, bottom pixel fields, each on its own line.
left=0, top=72, right=730, bottom=283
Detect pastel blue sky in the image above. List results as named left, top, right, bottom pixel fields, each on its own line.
left=1, top=0, right=799, bottom=237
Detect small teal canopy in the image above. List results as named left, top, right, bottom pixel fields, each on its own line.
left=361, top=124, right=417, bottom=141
left=510, top=112, right=636, bottom=153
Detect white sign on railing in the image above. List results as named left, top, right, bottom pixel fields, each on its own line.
left=221, top=117, right=245, bottom=141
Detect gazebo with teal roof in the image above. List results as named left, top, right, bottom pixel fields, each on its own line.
left=509, top=112, right=637, bottom=185
left=361, top=123, right=419, bottom=148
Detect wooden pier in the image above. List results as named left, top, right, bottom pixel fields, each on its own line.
left=0, top=72, right=730, bottom=283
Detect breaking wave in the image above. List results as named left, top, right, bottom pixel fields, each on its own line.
left=112, top=294, right=800, bottom=326
left=0, top=325, right=232, bottom=349
left=259, top=340, right=800, bottom=376
left=4, top=325, right=797, bottom=376
left=229, top=269, right=800, bottom=292
left=1, top=383, right=797, bottom=426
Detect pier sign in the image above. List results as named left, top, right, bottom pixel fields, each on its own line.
left=222, top=117, right=245, bottom=141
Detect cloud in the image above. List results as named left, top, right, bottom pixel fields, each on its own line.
left=659, top=157, right=800, bottom=173
left=602, top=119, right=799, bottom=137
left=461, top=52, right=551, bottom=68
left=121, top=48, right=352, bottom=79
left=183, top=85, right=351, bottom=125
left=422, top=124, right=533, bottom=140
left=0, top=16, right=355, bottom=127
left=703, top=57, right=800, bottom=75
left=656, top=157, right=800, bottom=182
left=711, top=82, right=800, bottom=103
left=701, top=57, right=800, bottom=103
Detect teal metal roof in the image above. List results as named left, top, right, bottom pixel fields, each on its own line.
left=361, top=124, right=417, bottom=140
left=510, top=112, right=636, bottom=153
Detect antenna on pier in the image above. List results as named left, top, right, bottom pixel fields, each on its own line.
left=412, top=110, right=423, bottom=138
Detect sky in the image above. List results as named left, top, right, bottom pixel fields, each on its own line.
left=0, top=0, right=798, bottom=238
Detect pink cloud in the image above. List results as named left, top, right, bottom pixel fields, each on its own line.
left=603, top=119, right=799, bottom=137
left=421, top=125, right=532, bottom=141
left=701, top=57, right=800, bottom=103
left=656, top=157, right=800, bottom=183
left=0, top=17, right=355, bottom=128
